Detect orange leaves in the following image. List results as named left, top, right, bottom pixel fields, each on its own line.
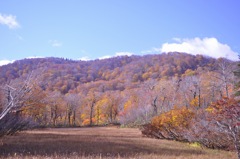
left=20, top=85, right=47, bottom=122
left=82, top=118, right=96, bottom=126
left=206, top=98, right=240, bottom=127
left=123, top=100, right=133, bottom=112
left=189, top=98, right=201, bottom=108
left=208, top=97, right=239, bottom=115
left=190, top=98, right=199, bottom=107
left=204, top=98, right=240, bottom=154
left=151, top=106, right=195, bottom=129
left=146, top=106, right=196, bottom=141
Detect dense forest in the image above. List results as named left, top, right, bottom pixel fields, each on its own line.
left=0, top=52, right=239, bottom=155
left=0, top=52, right=236, bottom=126
left=0, top=52, right=224, bottom=94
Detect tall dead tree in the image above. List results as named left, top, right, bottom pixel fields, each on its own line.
left=214, top=58, right=235, bottom=98
left=0, top=72, right=43, bottom=137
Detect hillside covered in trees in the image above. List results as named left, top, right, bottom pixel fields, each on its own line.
left=1, top=52, right=240, bottom=156
left=0, top=52, right=236, bottom=127
left=0, top=52, right=222, bottom=93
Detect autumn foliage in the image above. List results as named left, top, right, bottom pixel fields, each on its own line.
left=150, top=107, right=194, bottom=140
left=0, top=52, right=239, bottom=157
left=142, top=97, right=240, bottom=157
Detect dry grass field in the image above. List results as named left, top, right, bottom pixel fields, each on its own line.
left=0, top=127, right=237, bottom=159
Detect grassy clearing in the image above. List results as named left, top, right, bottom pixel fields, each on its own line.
left=0, top=127, right=237, bottom=159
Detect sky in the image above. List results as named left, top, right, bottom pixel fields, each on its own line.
left=0, top=0, right=240, bottom=65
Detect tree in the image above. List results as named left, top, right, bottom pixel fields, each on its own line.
left=103, top=91, right=121, bottom=124
left=207, top=98, right=240, bottom=158
left=214, top=58, right=235, bottom=98
left=45, top=91, right=65, bottom=126
left=141, top=103, right=197, bottom=141
left=0, top=73, right=44, bottom=137
left=142, top=97, right=240, bottom=153
left=85, top=90, right=98, bottom=126
left=20, top=84, right=47, bottom=125
left=64, top=93, right=81, bottom=126
left=142, top=79, right=159, bottom=116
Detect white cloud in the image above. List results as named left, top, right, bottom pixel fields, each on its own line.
left=26, top=56, right=44, bottom=59
left=115, top=52, right=133, bottom=56
left=99, top=55, right=112, bottom=60
left=98, top=52, right=134, bottom=60
left=0, top=13, right=20, bottom=29
left=160, top=37, right=239, bottom=61
left=49, top=40, right=62, bottom=47
left=0, top=60, right=15, bottom=66
left=78, top=56, right=91, bottom=61
left=0, top=56, right=44, bottom=66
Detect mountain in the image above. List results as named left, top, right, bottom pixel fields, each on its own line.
left=0, top=52, right=219, bottom=94
left=0, top=52, right=236, bottom=127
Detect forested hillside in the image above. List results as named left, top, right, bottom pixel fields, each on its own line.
left=0, top=52, right=218, bottom=93
left=1, top=52, right=240, bottom=155
left=0, top=52, right=236, bottom=127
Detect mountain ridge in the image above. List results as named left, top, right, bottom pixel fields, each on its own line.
left=0, top=52, right=233, bottom=94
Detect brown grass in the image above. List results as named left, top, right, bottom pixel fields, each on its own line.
left=0, top=127, right=237, bottom=159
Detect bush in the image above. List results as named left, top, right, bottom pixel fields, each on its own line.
left=141, top=99, right=239, bottom=153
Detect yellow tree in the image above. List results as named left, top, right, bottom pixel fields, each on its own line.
left=104, top=91, right=121, bottom=124
left=83, top=90, right=98, bottom=126
left=94, top=95, right=107, bottom=125
left=143, top=106, right=195, bottom=141
left=20, top=84, right=47, bottom=125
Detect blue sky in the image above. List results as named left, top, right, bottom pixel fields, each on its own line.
left=0, top=0, right=239, bottom=65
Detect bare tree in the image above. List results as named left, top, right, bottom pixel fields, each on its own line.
left=45, top=91, right=64, bottom=127
left=0, top=72, right=44, bottom=137
left=64, top=93, right=81, bottom=126
left=214, top=58, right=235, bottom=98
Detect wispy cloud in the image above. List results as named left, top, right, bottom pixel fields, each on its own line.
left=78, top=52, right=133, bottom=61
left=99, top=52, right=134, bottom=60
left=141, top=48, right=161, bottom=54
left=142, top=37, right=239, bottom=61
left=0, top=13, right=20, bottom=29
left=49, top=40, right=62, bottom=47
left=0, top=60, right=15, bottom=66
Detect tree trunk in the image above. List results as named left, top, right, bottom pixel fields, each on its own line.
left=90, top=103, right=94, bottom=126
left=198, top=88, right=201, bottom=107
left=234, top=134, right=240, bottom=159
left=96, top=106, right=100, bottom=125
left=110, top=105, right=113, bottom=123
left=68, top=111, right=71, bottom=126
left=225, top=83, right=229, bottom=98
left=53, top=106, right=57, bottom=127
left=73, top=110, right=76, bottom=126
left=50, top=108, right=54, bottom=126
left=152, top=97, right=158, bottom=116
